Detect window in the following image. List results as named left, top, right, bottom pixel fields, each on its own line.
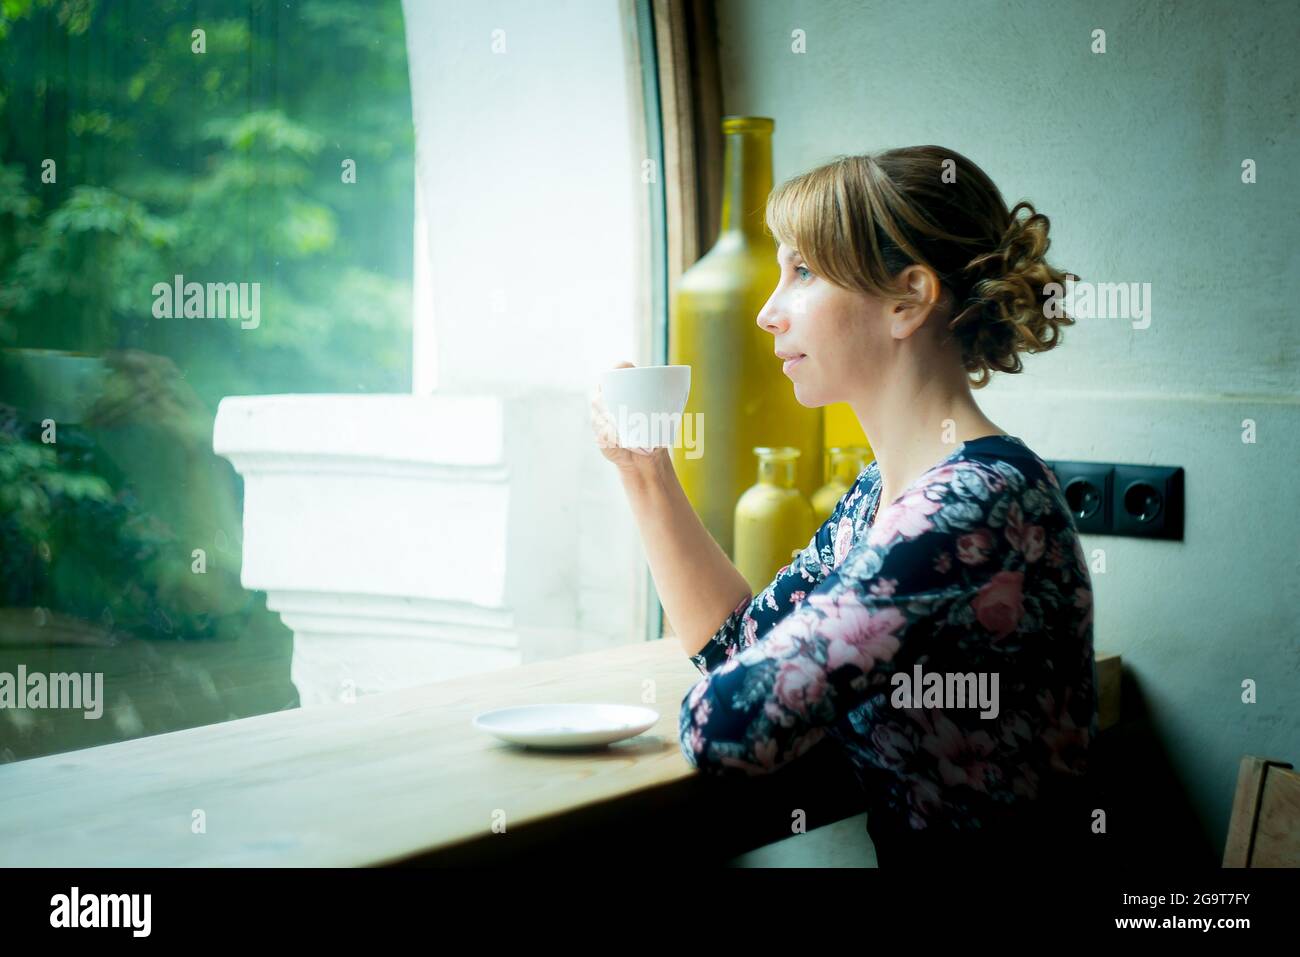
left=0, top=0, right=661, bottom=761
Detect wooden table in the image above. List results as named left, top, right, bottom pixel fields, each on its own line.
left=0, top=640, right=1122, bottom=867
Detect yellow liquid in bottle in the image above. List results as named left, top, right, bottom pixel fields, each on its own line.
left=811, top=446, right=872, bottom=522
left=734, top=447, right=816, bottom=593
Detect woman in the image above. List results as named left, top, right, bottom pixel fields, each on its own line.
left=590, top=147, right=1097, bottom=867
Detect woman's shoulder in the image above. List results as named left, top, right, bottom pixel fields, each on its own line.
left=838, top=436, right=1068, bottom=544
left=853, top=436, right=1068, bottom=553
left=901, top=435, right=1052, bottom=497
left=859, top=435, right=1053, bottom=495
left=925, top=435, right=1080, bottom=564
left=950, top=435, right=1064, bottom=502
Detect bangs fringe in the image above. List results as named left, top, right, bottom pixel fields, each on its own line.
left=764, top=158, right=911, bottom=300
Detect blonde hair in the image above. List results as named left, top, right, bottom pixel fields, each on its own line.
left=765, top=147, right=1078, bottom=388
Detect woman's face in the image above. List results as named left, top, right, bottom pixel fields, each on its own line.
left=756, top=243, right=895, bottom=408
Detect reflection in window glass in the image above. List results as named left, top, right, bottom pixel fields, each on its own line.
left=0, top=0, right=413, bottom=761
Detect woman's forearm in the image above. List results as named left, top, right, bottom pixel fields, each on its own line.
left=618, top=449, right=753, bottom=658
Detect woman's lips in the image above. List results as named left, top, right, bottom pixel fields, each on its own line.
left=782, top=354, right=806, bottom=374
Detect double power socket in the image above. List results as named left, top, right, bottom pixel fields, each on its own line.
left=1043, top=461, right=1184, bottom=539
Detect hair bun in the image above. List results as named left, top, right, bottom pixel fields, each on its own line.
left=948, top=201, right=1078, bottom=386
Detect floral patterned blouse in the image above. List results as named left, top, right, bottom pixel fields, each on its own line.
left=678, top=434, right=1098, bottom=860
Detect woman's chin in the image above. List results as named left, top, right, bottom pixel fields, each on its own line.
left=790, top=383, right=829, bottom=408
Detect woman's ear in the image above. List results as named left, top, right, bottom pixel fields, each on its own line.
left=888, top=264, right=944, bottom=340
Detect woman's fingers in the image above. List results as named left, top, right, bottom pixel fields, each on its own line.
left=589, top=402, right=616, bottom=449
left=592, top=362, right=638, bottom=456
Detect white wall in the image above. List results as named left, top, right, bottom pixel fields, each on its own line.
left=402, top=0, right=651, bottom=653
left=716, top=0, right=1299, bottom=855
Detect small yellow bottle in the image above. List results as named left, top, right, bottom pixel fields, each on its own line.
left=734, top=447, right=816, bottom=593
left=812, top=446, right=872, bottom=522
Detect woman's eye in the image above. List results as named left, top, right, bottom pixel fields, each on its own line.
left=795, top=265, right=812, bottom=282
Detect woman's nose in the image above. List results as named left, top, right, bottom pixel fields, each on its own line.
left=756, top=296, right=787, bottom=334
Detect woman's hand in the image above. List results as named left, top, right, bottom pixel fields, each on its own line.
left=589, top=361, right=666, bottom=481
left=591, top=361, right=753, bottom=659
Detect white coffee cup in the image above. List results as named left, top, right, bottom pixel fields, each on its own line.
left=599, top=364, right=691, bottom=449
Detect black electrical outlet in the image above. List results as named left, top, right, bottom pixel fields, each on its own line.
left=1113, top=465, right=1184, bottom=540
left=1045, top=461, right=1112, bottom=534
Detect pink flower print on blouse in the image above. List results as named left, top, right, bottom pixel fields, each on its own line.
left=761, top=619, right=806, bottom=659
left=774, top=656, right=829, bottom=719
left=687, top=679, right=708, bottom=709
left=806, top=591, right=905, bottom=673
left=919, top=711, right=1000, bottom=794
left=866, top=488, right=944, bottom=548
left=748, top=737, right=781, bottom=772
left=1005, top=501, right=1046, bottom=562
left=922, top=464, right=964, bottom=487
left=686, top=725, right=705, bottom=755
left=956, top=528, right=996, bottom=565
left=786, top=726, right=829, bottom=763
left=868, top=577, right=898, bottom=598
left=871, top=721, right=917, bottom=770
left=833, top=515, right=855, bottom=566
left=998, top=711, right=1034, bottom=749
left=1042, top=462, right=1062, bottom=491
left=971, top=570, right=1026, bottom=640
left=907, top=775, right=944, bottom=829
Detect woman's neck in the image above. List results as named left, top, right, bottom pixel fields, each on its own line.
left=849, top=363, right=1003, bottom=511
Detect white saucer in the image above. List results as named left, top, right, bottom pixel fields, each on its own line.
left=472, top=703, right=660, bottom=749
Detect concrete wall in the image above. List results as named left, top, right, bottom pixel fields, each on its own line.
left=716, top=0, right=1299, bottom=857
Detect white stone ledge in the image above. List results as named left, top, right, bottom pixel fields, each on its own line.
left=214, top=392, right=536, bottom=705
left=214, top=393, right=507, bottom=465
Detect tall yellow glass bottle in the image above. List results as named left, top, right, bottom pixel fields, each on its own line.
left=734, top=447, right=816, bottom=593
left=812, top=446, right=872, bottom=522
left=669, top=116, right=823, bottom=557
left=824, top=402, right=872, bottom=459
